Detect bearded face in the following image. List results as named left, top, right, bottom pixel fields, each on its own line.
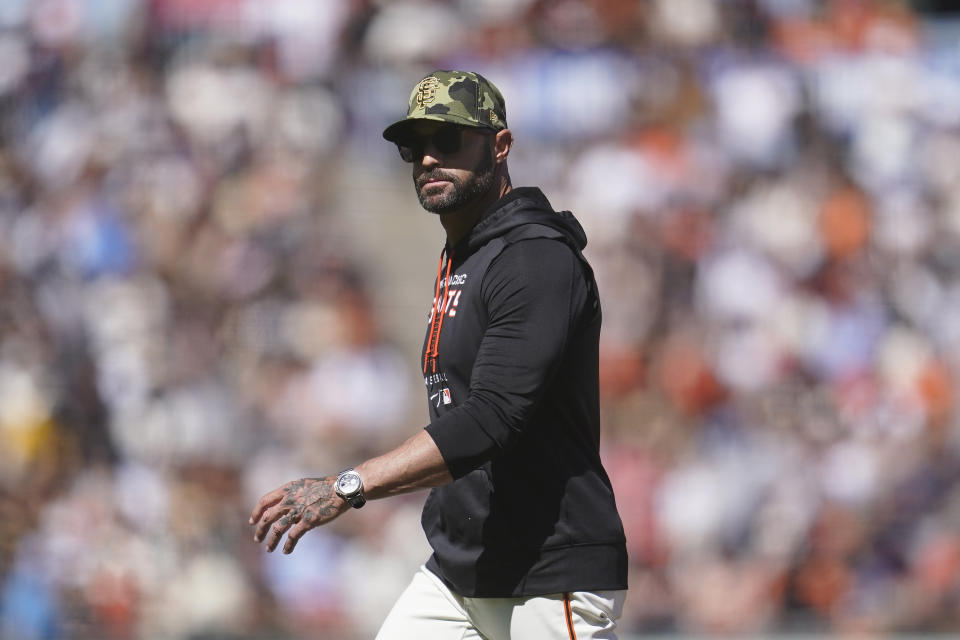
left=414, top=142, right=495, bottom=214
left=402, top=124, right=496, bottom=215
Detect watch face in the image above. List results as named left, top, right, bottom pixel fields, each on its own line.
left=338, top=473, right=361, bottom=494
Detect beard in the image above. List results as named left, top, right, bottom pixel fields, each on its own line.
left=414, top=146, right=495, bottom=214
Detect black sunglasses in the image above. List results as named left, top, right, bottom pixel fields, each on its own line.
left=396, top=124, right=471, bottom=163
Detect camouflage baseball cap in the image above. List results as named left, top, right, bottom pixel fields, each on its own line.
left=382, top=70, right=508, bottom=143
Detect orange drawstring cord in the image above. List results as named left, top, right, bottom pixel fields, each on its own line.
left=432, top=252, right=454, bottom=369
left=424, top=248, right=454, bottom=374
left=424, top=251, right=444, bottom=373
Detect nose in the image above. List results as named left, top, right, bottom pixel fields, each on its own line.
left=419, top=141, right=442, bottom=167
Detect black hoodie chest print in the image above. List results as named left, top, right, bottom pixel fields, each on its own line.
left=428, top=288, right=463, bottom=323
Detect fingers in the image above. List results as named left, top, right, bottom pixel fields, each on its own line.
left=262, top=509, right=301, bottom=552
left=249, top=489, right=283, bottom=525
left=253, top=504, right=286, bottom=543
left=282, top=520, right=310, bottom=554
left=251, top=504, right=310, bottom=554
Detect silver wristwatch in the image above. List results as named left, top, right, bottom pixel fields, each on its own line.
left=334, top=468, right=366, bottom=509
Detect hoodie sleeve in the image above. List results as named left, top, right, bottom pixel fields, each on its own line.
left=424, top=237, right=592, bottom=478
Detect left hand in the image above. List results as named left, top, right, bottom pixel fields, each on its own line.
left=249, top=476, right=348, bottom=554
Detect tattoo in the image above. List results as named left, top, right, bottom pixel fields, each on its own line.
left=251, top=474, right=348, bottom=553
left=280, top=476, right=340, bottom=524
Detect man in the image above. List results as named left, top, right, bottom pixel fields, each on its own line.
left=249, top=70, right=628, bottom=639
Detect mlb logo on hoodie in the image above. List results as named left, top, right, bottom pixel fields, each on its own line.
left=442, top=388, right=452, bottom=405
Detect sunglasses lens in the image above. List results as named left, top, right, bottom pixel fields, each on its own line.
left=397, top=143, right=417, bottom=163
left=396, top=126, right=466, bottom=162
left=433, top=127, right=462, bottom=154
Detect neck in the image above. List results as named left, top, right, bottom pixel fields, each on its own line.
left=440, top=177, right=512, bottom=247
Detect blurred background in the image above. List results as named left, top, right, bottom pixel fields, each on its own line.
left=1, top=0, right=960, bottom=638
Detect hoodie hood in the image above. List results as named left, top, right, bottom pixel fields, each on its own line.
left=454, top=187, right=588, bottom=255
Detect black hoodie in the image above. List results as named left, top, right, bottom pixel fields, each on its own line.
left=419, top=187, right=628, bottom=598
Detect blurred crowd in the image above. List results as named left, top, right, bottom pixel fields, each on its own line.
left=1, top=0, right=959, bottom=638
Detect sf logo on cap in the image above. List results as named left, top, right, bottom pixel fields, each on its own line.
left=415, top=77, right=440, bottom=109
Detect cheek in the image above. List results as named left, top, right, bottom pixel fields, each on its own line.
left=468, top=139, right=494, bottom=171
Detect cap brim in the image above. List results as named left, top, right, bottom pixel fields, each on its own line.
left=382, top=114, right=493, bottom=143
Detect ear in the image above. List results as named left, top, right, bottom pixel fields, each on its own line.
left=493, top=129, right=513, bottom=165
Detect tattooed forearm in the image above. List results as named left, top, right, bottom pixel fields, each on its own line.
left=249, top=432, right=452, bottom=555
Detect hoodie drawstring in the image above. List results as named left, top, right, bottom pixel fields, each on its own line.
left=424, top=247, right=454, bottom=374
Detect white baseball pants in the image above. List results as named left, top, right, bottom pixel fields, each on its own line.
left=375, top=565, right=626, bottom=640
